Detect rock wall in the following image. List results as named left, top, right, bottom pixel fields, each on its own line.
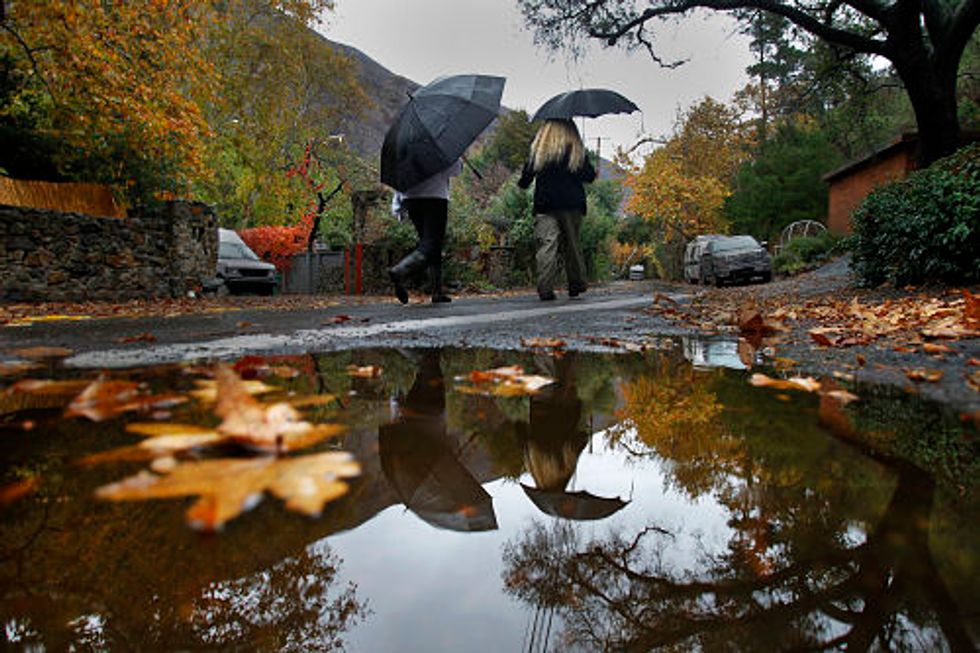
left=0, top=201, right=218, bottom=302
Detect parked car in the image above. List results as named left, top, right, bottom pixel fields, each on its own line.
left=217, top=228, right=277, bottom=295
left=698, top=235, right=772, bottom=286
left=683, top=234, right=724, bottom=283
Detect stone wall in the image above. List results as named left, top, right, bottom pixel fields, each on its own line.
left=0, top=200, right=218, bottom=302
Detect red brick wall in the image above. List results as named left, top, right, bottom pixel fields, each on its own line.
left=826, top=150, right=914, bottom=234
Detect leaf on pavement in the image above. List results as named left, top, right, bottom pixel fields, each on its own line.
left=521, top=337, right=567, bottom=349
left=346, top=365, right=382, bottom=378
left=823, top=389, right=860, bottom=405
left=922, top=342, right=953, bottom=355
left=214, top=364, right=344, bottom=452
left=0, top=361, right=41, bottom=376
left=966, top=370, right=980, bottom=393
left=9, top=346, right=74, bottom=359
left=117, top=332, right=157, bottom=344
left=964, top=290, right=980, bottom=325
left=6, top=379, right=92, bottom=396
left=95, top=451, right=361, bottom=531
left=904, top=368, right=944, bottom=383
left=737, top=306, right=786, bottom=336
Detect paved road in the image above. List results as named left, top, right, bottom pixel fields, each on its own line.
left=0, top=283, right=676, bottom=368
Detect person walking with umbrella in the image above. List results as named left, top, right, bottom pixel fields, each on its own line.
left=381, top=74, right=505, bottom=304
left=517, top=119, right=596, bottom=301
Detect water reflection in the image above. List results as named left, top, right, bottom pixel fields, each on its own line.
left=380, top=350, right=497, bottom=532
left=0, top=346, right=976, bottom=651
left=518, top=354, right=628, bottom=521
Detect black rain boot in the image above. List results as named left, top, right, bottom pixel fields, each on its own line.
left=429, top=259, right=451, bottom=303
left=389, top=250, right=427, bottom=304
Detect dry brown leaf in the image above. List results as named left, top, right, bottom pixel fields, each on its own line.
left=922, top=342, right=953, bottom=355
left=905, top=368, right=944, bottom=383
left=823, top=389, right=860, bottom=405
left=6, top=379, right=92, bottom=396
left=95, top=451, right=361, bottom=531
left=346, top=365, right=382, bottom=378
left=967, top=370, right=980, bottom=393
left=190, top=378, right=275, bottom=402
left=968, top=358, right=980, bottom=367
left=964, top=290, right=980, bottom=325
left=117, top=332, right=156, bottom=344
left=64, top=377, right=187, bottom=422
left=9, top=346, right=74, bottom=359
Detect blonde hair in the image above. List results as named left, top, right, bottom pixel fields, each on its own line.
left=529, top=120, right=585, bottom=173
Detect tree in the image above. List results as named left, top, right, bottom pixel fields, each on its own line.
left=518, top=0, right=980, bottom=166
left=481, top=109, right=538, bottom=171
left=724, top=119, right=842, bottom=241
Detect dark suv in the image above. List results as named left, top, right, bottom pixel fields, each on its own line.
left=700, top=235, right=772, bottom=286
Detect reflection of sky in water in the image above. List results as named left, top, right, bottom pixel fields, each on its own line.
left=327, top=426, right=736, bottom=652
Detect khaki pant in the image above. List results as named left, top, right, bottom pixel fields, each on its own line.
left=534, top=210, right=586, bottom=296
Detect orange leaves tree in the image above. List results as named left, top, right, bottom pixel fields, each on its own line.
left=624, top=97, right=751, bottom=276
left=0, top=1, right=215, bottom=199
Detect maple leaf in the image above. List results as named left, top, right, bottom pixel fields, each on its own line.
left=213, top=364, right=343, bottom=452
left=65, top=377, right=187, bottom=422
left=95, top=451, right=361, bottom=531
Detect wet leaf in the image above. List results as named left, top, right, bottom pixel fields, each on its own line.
left=346, top=365, right=382, bottom=378
left=95, top=451, right=361, bottom=531
left=117, top=332, right=156, bottom=344
left=521, top=337, right=567, bottom=349
left=214, top=364, right=344, bottom=452
left=749, top=373, right=821, bottom=393
left=968, top=358, right=980, bottom=367
left=0, top=361, right=41, bottom=376
left=823, top=389, right=860, bottom=405
left=9, top=346, right=74, bottom=359
left=190, top=378, right=275, bottom=402
left=65, top=377, right=187, bottom=422
left=457, top=365, right=555, bottom=397
left=922, top=342, right=953, bottom=354
left=326, top=314, right=352, bottom=324
left=0, top=476, right=39, bottom=506
left=967, top=370, right=980, bottom=393
left=964, top=290, right=980, bottom=325
left=6, top=379, right=92, bottom=396
left=904, top=368, right=944, bottom=383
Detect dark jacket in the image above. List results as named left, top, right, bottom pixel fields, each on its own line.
left=517, top=154, right=597, bottom=215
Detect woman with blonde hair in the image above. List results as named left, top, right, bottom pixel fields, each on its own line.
left=517, top=119, right=596, bottom=300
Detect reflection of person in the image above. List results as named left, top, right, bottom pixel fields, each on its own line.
left=518, top=120, right=596, bottom=301
left=521, top=355, right=588, bottom=492
left=388, top=159, right=463, bottom=305
left=379, top=350, right=497, bottom=532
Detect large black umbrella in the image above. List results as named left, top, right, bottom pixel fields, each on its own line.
left=531, top=88, right=638, bottom=122
left=380, top=74, right=505, bottom=191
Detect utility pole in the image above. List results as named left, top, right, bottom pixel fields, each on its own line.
left=595, top=136, right=604, bottom=178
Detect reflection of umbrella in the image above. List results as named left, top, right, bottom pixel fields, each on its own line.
left=380, top=426, right=498, bottom=532
left=531, top=88, right=638, bottom=121
left=521, top=484, right=628, bottom=521
left=381, top=74, right=505, bottom=191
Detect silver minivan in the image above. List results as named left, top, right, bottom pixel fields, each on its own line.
left=217, top=228, right=278, bottom=295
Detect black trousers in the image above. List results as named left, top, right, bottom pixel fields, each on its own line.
left=404, top=197, right=448, bottom=263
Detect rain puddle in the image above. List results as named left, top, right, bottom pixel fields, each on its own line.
left=1, top=344, right=978, bottom=651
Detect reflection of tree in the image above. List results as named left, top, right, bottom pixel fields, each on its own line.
left=187, top=547, right=367, bottom=652
left=503, top=463, right=977, bottom=651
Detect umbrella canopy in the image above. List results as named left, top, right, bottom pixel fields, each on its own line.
left=381, top=74, right=505, bottom=192
left=521, top=484, right=629, bottom=521
left=531, top=88, right=638, bottom=122
left=380, top=425, right=498, bottom=532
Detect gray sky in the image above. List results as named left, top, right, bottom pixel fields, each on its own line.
left=321, top=0, right=752, bottom=158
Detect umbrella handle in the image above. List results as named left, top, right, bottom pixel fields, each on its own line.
left=462, top=156, right=483, bottom=180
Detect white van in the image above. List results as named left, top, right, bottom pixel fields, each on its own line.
left=217, top=228, right=278, bottom=295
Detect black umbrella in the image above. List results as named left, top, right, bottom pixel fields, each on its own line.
left=380, top=74, right=505, bottom=191
left=521, top=484, right=629, bottom=521
left=531, top=88, right=638, bottom=122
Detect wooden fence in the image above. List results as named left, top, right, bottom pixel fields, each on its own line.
left=0, top=177, right=126, bottom=218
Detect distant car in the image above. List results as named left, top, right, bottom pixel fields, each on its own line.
left=683, top=234, right=724, bottom=283
left=217, top=228, right=277, bottom=295
left=699, top=235, right=772, bottom=286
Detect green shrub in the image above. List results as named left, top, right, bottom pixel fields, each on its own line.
left=772, top=232, right=840, bottom=276
left=851, top=143, right=980, bottom=286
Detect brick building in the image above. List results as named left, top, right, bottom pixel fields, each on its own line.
left=822, top=132, right=919, bottom=235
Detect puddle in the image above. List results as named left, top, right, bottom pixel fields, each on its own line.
left=1, top=346, right=978, bottom=651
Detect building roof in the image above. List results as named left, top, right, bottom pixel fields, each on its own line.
left=822, top=131, right=919, bottom=183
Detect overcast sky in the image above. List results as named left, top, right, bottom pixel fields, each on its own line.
left=321, top=0, right=753, bottom=158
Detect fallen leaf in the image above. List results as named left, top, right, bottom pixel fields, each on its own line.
left=287, top=394, right=339, bottom=408
left=457, top=365, right=555, bottom=397
left=521, top=337, right=567, bottom=349
left=6, top=379, right=92, bottom=396
left=823, top=389, right=860, bottom=405
left=117, top=332, right=156, bottom=344
left=271, top=365, right=300, bottom=379
left=967, top=370, right=980, bottom=393
left=749, top=373, right=822, bottom=393
left=236, top=321, right=253, bottom=328
left=190, top=378, right=275, bottom=402
left=968, top=358, right=980, bottom=367
left=346, top=365, right=382, bottom=378
left=9, top=346, right=74, bottom=359
left=964, top=290, right=980, bottom=325
left=922, top=342, right=953, bottom=355
left=0, top=476, right=39, bottom=506
left=905, top=368, right=944, bottom=383
left=855, top=354, right=867, bottom=366
left=64, top=378, right=187, bottom=422
left=0, top=361, right=40, bottom=376
left=214, top=364, right=344, bottom=452
left=327, top=314, right=353, bottom=325
left=95, top=451, right=361, bottom=531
